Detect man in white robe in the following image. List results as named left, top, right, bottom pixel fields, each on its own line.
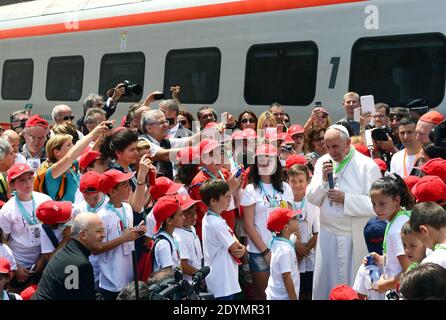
left=307, top=125, right=381, bottom=300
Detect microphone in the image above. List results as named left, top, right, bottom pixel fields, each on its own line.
left=327, top=160, right=334, bottom=189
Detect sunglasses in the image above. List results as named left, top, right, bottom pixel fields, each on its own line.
left=241, top=118, right=256, bottom=124
left=62, top=115, right=75, bottom=121
left=179, top=120, right=189, bottom=126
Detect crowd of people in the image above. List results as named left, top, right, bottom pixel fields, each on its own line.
left=0, top=85, right=446, bottom=301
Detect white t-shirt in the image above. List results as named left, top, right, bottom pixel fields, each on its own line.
left=422, top=247, right=446, bottom=268
left=390, top=149, right=416, bottom=178
left=0, top=243, right=17, bottom=270
left=352, top=263, right=385, bottom=300
left=0, top=192, right=51, bottom=267
left=15, top=154, right=27, bottom=164
left=97, top=202, right=134, bottom=292
left=265, top=239, right=300, bottom=300
left=153, top=231, right=181, bottom=273
left=40, top=225, right=66, bottom=254
left=174, top=227, right=203, bottom=283
left=291, top=198, right=320, bottom=273
left=240, top=182, right=293, bottom=253
left=384, top=214, right=409, bottom=278
left=1, top=290, right=22, bottom=300
left=202, top=214, right=240, bottom=298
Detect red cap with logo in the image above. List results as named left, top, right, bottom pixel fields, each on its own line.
left=80, top=171, right=102, bottom=194
left=412, top=175, right=446, bottom=203
left=285, top=154, right=306, bottom=170
left=256, top=144, right=278, bottom=157
left=419, top=111, right=445, bottom=125
left=329, top=284, right=359, bottom=300
left=421, top=158, right=446, bottom=182
left=79, top=150, right=101, bottom=171
left=267, top=208, right=299, bottom=233
left=25, top=114, right=49, bottom=129
left=153, top=195, right=181, bottom=233
left=36, top=200, right=72, bottom=225
left=0, top=257, right=11, bottom=274
left=374, top=158, right=387, bottom=172
left=287, top=124, right=304, bottom=137
left=149, top=177, right=183, bottom=200
left=177, top=193, right=200, bottom=210
left=177, top=146, right=200, bottom=165
left=7, top=164, right=34, bottom=182
left=99, top=169, right=134, bottom=194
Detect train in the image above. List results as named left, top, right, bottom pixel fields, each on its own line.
left=0, top=0, right=445, bottom=124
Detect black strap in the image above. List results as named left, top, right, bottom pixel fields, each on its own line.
left=151, top=234, right=173, bottom=267
left=7, top=292, right=17, bottom=300
left=42, top=224, right=60, bottom=249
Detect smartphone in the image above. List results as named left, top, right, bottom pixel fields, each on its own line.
left=315, top=101, right=322, bottom=107
left=153, top=93, right=165, bottom=100
left=235, top=167, right=243, bottom=178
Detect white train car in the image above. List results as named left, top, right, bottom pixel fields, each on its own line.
left=0, top=0, right=445, bottom=124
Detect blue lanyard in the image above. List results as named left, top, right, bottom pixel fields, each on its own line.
left=292, top=198, right=307, bottom=221
left=107, top=203, right=128, bottom=229
left=259, top=182, right=279, bottom=207
left=201, top=167, right=225, bottom=181
left=270, top=235, right=295, bottom=250
left=87, top=195, right=106, bottom=213
left=158, top=230, right=181, bottom=255
left=14, top=192, right=37, bottom=225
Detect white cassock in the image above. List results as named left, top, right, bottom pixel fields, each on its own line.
left=306, top=148, right=381, bottom=300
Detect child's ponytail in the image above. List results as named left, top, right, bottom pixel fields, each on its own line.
left=369, top=173, right=415, bottom=210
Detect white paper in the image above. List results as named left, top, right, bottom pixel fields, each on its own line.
left=353, top=108, right=361, bottom=122
left=360, top=95, right=375, bottom=115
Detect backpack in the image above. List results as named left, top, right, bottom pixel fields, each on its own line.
left=136, top=234, right=173, bottom=281
left=33, top=161, right=76, bottom=201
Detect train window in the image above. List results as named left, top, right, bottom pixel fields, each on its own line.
left=46, top=56, right=84, bottom=101
left=350, top=33, right=446, bottom=107
left=99, top=52, right=145, bottom=102
left=2, top=59, right=33, bottom=100
left=244, top=41, right=318, bottom=106
left=164, top=47, right=221, bottom=104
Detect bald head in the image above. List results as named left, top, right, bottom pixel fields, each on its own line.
left=72, top=213, right=105, bottom=252
left=2, top=130, right=20, bottom=153
left=52, top=104, right=73, bottom=124
left=324, top=127, right=351, bottom=162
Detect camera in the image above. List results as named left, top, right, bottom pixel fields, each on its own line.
left=121, top=80, right=142, bottom=97
left=371, top=126, right=393, bottom=142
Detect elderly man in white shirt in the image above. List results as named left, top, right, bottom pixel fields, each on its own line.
left=306, top=125, right=381, bottom=300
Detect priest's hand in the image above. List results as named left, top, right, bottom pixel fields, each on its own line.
left=322, top=161, right=333, bottom=182
left=327, top=189, right=345, bottom=204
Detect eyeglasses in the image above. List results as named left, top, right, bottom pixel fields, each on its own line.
left=241, top=118, right=256, bottom=124
left=62, top=115, right=75, bottom=121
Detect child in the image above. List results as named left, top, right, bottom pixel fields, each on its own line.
left=368, top=174, right=414, bottom=295
left=37, top=200, right=72, bottom=258
left=0, top=258, right=22, bottom=300
left=401, top=221, right=426, bottom=271
left=96, top=169, right=147, bottom=300
left=73, top=171, right=109, bottom=216
left=0, top=164, right=52, bottom=290
left=410, top=202, right=446, bottom=269
left=79, top=150, right=108, bottom=174
left=200, top=180, right=246, bottom=300
left=173, top=194, right=203, bottom=283
left=265, top=208, right=300, bottom=300
left=151, top=195, right=184, bottom=273
left=287, top=164, right=319, bottom=300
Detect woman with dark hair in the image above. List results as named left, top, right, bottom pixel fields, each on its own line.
left=304, top=127, right=327, bottom=169
left=238, top=110, right=258, bottom=131
left=177, top=110, right=195, bottom=131
left=241, top=144, right=294, bottom=299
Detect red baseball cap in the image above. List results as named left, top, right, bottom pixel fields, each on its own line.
left=267, top=208, right=299, bottom=233
left=243, top=128, right=257, bottom=139
left=20, top=284, right=38, bottom=300
left=421, top=158, right=446, bottom=182
left=404, top=175, right=421, bottom=191
left=99, top=169, right=134, bottom=194
left=80, top=171, right=102, bottom=194
left=419, top=111, right=445, bottom=125
left=25, top=114, right=49, bottom=129
left=231, top=130, right=245, bottom=140
left=153, top=195, right=181, bottom=233
left=199, top=139, right=220, bottom=154
left=283, top=133, right=295, bottom=145
left=412, top=175, right=446, bottom=203
left=256, top=144, right=278, bottom=157
left=0, top=258, right=11, bottom=274
left=149, top=177, right=183, bottom=200
left=7, top=164, right=34, bottom=182
left=79, top=150, right=101, bottom=171
left=374, top=158, right=387, bottom=172
left=288, top=124, right=304, bottom=137
left=354, top=143, right=371, bottom=157
left=36, top=200, right=72, bottom=225
left=285, top=154, right=307, bottom=170
left=329, top=284, right=359, bottom=300
left=176, top=146, right=200, bottom=165
left=177, top=193, right=200, bottom=210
